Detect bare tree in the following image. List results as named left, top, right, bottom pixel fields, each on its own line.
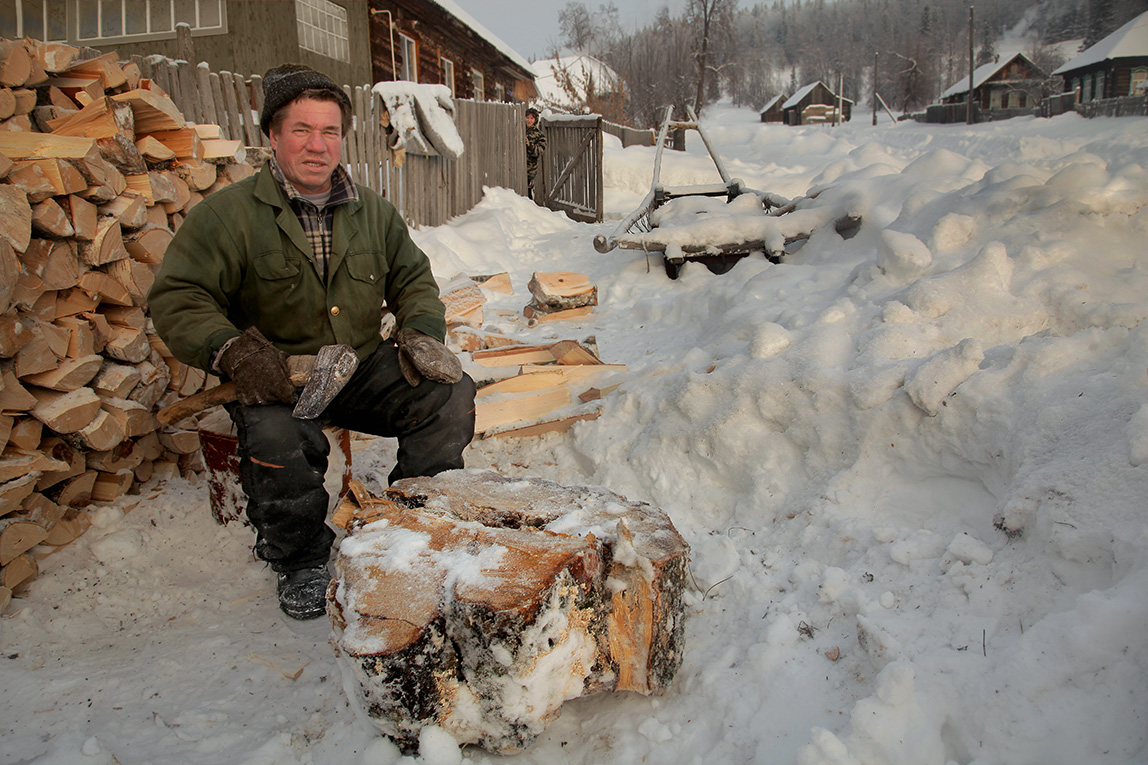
left=687, top=0, right=738, bottom=113
left=559, top=2, right=595, bottom=51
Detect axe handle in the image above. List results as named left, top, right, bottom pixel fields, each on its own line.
left=155, top=370, right=310, bottom=427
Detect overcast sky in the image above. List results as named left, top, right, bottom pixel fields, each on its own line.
left=452, top=0, right=687, bottom=63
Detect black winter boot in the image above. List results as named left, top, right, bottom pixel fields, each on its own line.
left=277, top=566, right=330, bottom=620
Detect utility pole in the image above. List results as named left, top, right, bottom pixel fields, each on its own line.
left=873, top=51, right=879, bottom=126
left=967, top=5, right=975, bottom=125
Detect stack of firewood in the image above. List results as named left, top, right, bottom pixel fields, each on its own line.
left=0, top=37, right=254, bottom=613
left=440, top=272, right=625, bottom=439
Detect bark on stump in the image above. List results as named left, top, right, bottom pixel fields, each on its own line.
left=329, top=469, right=689, bottom=754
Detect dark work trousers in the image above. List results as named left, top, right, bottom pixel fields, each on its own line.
left=227, top=341, right=476, bottom=573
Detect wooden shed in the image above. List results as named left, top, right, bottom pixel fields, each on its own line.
left=940, top=52, right=1046, bottom=111
left=371, top=0, right=537, bottom=103
left=759, top=94, right=785, bottom=123
left=1053, top=11, right=1148, bottom=103
left=782, top=82, right=852, bottom=125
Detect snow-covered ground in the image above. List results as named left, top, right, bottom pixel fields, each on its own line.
left=3, top=105, right=1148, bottom=765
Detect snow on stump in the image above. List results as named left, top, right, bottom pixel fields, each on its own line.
left=328, top=469, right=689, bottom=754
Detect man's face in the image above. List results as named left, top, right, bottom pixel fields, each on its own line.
left=269, top=97, right=343, bottom=195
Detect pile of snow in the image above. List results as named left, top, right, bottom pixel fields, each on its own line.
left=2, top=106, right=1147, bottom=765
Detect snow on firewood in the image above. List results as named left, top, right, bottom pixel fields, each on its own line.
left=329, top=468, right=688, bottom=754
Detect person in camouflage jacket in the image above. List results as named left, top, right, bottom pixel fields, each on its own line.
left=525, top=107, right=546, bottom=199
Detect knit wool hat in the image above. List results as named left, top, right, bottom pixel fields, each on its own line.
left=260, top=63, right=352, bottom=136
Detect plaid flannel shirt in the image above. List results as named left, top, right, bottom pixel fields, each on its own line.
left=268, top=155, right=359, bottom=283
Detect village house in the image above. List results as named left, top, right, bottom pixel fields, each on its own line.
left=2, top=0, right=373, bottom=89
left=939, top=52, right=1046, bottom=111
left=532, top=53, right=623, bottom=118
left=3, top=1, right=537, bottom=104
left=782, top=81, right=852, bottom=125
left=759, top=94, right=785, bottom=123
left=371, top=0, right=536, bottom=103
left=1053, top=11, right=1148, bottom=103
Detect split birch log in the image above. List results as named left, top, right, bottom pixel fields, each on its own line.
left=29, top=386, right=102, bottom=434
left=0, top=41, right=32, bottom=88
left=0, top=89, right=16, bottom=121
left=6, top=161, right=58, bottom=203
left=41, top=508, right=90, bottom=545
left=331, top=469, right=689, bottom=755
left=20, top=354, right=103, bottom=392
left=91, top=468, right=133, bottom=502
left=31, top=198, right=75, bottom=238
left=527, top=272, right=598, bottom=309
left=0, top=184, right=33, bottom=252
left=1, top=551, right=38, bottom=591
left=0, top=239, right=19, bottom=311
left=0, top=474, right=38, bottom=518
left=63, top=195, right=97, bottom=240
left=78, top=218, right=128, bottom=266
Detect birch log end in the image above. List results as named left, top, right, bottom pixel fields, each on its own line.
left=329, top=469, right=689, bottom=755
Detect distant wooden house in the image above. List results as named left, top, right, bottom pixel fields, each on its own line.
left=372, top=1, right=537, bottom=103
left=939, top=52, right=1046, bottom=110
left=782, top=82, right=852, bottom=125
left=759, top=94, right=785, bottom=123
left=3, top=0, right=374, bottom=91
left=1053, top=11, right=1148, bottom=102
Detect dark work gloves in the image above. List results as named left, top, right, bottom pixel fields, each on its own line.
left=219, top=327, right=297, bottom=406
left=395, top=328, right=463, bottom=387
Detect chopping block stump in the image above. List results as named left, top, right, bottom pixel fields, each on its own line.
left=329, top=469, right=690, bottom=754
left=197, top=409, right=353, bottom=525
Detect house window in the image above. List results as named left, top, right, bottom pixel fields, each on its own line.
left=440, top=57, right=455, bottom=97
left=296, top=0, right=349, bottom=63
left=3, top=0, right=68, bottom=41
left=1132, top=68, right=1148, bottom=95
left=494, top=83, right=505, bottom=102
left=990, top=89, right=1003, bottom=109
left=73, top=0, right=226, bottom=43
left=399, top=33, right=417, bottom=82
left=1008, top=90, right=1021, bottom=108
left=471, top=69, right=484, bottom=100
left=1082, top=76, right=1092, bottom=102
left=1095, top=71, right=1105, bottom=100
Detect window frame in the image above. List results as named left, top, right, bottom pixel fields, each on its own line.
left=440, top=56, right=455, bottom=97
left=296, top=0, right=350, bottom=64
left=399, top=33, right=418, bottom=82
left=1131, top=67, right=1148, bottom=96
left=61, top=0, right=227, bottom=46
left=471, top=68, right=484, bottom=101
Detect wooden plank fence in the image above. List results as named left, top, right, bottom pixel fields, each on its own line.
left=129, top=55, right=606, bottom=228
left=603, top=120, right=655, bottom=148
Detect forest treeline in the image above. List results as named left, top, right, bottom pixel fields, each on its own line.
left=544, top=0, right=1148, bottom=128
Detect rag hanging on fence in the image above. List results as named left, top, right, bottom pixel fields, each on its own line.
left=372, top=82, right=464, bottom=161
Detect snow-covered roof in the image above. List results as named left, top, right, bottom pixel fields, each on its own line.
left=940, top=52, right=1040, bottom=100
left=429, top=0, right=534, bottom=75
left=782, top=81, right=854, bottom=109
left=1053, top=11, right=1148, bottom=74
left=532, top=54, right=621, bottom=110
left=760, top=94, right=784, bottom=113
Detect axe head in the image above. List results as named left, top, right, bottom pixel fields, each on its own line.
left=293, top=344, right=359, bottom=419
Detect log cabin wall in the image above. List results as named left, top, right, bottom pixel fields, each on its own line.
left=370, top=0, right=535, bottom=103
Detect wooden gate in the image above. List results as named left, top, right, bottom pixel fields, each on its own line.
left=538, top=115, right=603, bottom=223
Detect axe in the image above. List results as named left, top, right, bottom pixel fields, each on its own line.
left=156, top=344, right=359, bottom=427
